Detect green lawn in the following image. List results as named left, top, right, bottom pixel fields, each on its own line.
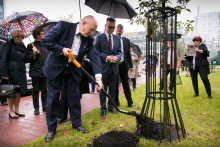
left=23, top=72, right=220, bottom=147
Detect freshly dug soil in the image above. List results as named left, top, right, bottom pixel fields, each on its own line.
left=93, top=131, right=139, bottom=147
left=128, top=111, right=181, bottom=142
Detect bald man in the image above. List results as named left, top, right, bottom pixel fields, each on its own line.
left=42, top=15, right=103, bottom=142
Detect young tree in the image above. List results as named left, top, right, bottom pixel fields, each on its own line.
left=133, top=0, right=191, bottom=137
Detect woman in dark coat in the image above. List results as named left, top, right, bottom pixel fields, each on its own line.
left=1, top=30, right=27, bottom=119
left=185, top=36, right=212, bottom=99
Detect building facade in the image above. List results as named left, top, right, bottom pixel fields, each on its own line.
left=194, top=11, right=220, bottom=50
left=123, top=31, right=147, bottom=57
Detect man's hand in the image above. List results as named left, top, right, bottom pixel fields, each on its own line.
left=129, top=68, right=134, bottom=72
left=95, top=78, right=103, bottom=91
left=2, top=76, right=8, bottom=80
left=111, top=56, right=118, bottom=63
left=32, top=47, right=38, bottom=54
left=186, top=46, right=189, bottom=51
left=63, top=47, right=72, bottom=57
left=107, top=55, right=114, bottom=63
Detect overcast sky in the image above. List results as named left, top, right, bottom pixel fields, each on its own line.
left=4, top=0, right=220, bottom=33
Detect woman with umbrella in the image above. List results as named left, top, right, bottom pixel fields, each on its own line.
left=1, top=30, right=27, bottom=119
left=185, top=36, right=212, bottom=99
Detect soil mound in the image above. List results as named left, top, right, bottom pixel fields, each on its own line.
left=93, top=130, right=139, bottom=147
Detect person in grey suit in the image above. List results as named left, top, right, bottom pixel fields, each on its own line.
left=94, top=18, right=122, bottom=117
left=114, top=24, right=136, bottom=108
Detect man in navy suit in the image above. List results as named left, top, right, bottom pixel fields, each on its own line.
left=94, top=18, right=122, bottom=117
left=41, top=15, right=103, bottom=142
left=114, top=24, right=136, bottom=108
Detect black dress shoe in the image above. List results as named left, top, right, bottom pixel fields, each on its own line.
left=128, top=104, right=136, bottom=109
left=45, top=131, right=56, bottom=142
left=193, top=94, right=199, bottom=97
left=14, top=112, right=25, bottom=117
left=208, top=96, right=213, bottom=99
left=108, top=109, right=118, bottom=114
left=77, top=126, right=89, bottom=133
left=1, top=101, right=8, bottom=106
left=58, top=119, right=63, bottom=124
left=9, top=113, right=19, bottom=119
left=34, top=110, right=40, bottom=115
left=100, top=111, right=106, bottom=117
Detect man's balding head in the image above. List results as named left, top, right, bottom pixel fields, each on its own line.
left=79, top=15, right=98, bottom=37
left=115, top=24, right=124, bottom=37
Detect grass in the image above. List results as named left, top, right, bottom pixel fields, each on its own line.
left=23, top=72, right=220, bottom=147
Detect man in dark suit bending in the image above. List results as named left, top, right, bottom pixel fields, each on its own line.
left=42, top=15, right=103, bottom=142
left=94, top=18, right=122, bottom=117
left=114, top=24, right=136, bottom=108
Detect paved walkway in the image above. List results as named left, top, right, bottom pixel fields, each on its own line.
left=0, top=73, right=146, bottom=147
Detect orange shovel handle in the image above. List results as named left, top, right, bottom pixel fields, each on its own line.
left=68, top=52, right=81, bottom=68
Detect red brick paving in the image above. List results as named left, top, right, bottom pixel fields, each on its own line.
left=0, top=73, right=146, bottom=146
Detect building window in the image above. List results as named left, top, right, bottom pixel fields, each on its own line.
left=208, top=30, right=212, bottom=34
left=203, top=16, right=206, bottom=21
left=209, top=15, right=212, bottom=21
left=218, top=22, right=220, bottom=27
left=202, top=24, right=206, bottom=28
left=208, top=23, right=212, bottom=28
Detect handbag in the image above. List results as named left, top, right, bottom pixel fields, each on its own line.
left=0, top=79, right=18, bottom=99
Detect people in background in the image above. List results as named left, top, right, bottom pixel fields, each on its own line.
left=114, top=24, right=135, bottom=108
left=185, top=36, right=212, bottom=99
left=158, top=40, right=181, bottom=92
left=26, top=28, right=50, bottom=115
left=128, top=46, right=139, bottom=91
left=1, top=30, right=27, bottom=119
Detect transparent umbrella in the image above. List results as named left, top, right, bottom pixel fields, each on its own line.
left=183, top=31, right=218, bottom=61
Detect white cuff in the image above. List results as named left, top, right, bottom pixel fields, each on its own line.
left=95, top=74, right=102, bottom=78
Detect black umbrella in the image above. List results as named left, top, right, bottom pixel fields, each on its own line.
left=85, top=0, right=136, bottom=19
left=39, top=20, right=59, bottom=34
left=155, top=32, right=182, bottom=42
left=130, top=43, right=142, bottom=58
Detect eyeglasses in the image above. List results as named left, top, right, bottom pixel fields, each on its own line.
left=16, top=36, right=24, bottom=39
left=106, top=24, right=115, bottom=30
left=193, top=40, right=199, bottom=42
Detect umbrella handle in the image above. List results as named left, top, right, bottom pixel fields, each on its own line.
left=31, top=43, right=39, bottom=54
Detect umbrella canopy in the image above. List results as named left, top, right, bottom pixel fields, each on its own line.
left=85, top=0, right=136, bottom=19
left=130, top=43, right=142, bottom=58
left=0, top=11, right=48, bottom=41
left=39, top=20, right=59, bottom=34
left=155, top=32, right=182, bottom=42
left=183, top=31, right=218, bottom=61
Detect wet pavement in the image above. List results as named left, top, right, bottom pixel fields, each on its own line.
left=0, top=73, right=146, bottom=146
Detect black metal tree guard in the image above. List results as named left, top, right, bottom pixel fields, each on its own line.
left=136, top=4, right=186, bottom=143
